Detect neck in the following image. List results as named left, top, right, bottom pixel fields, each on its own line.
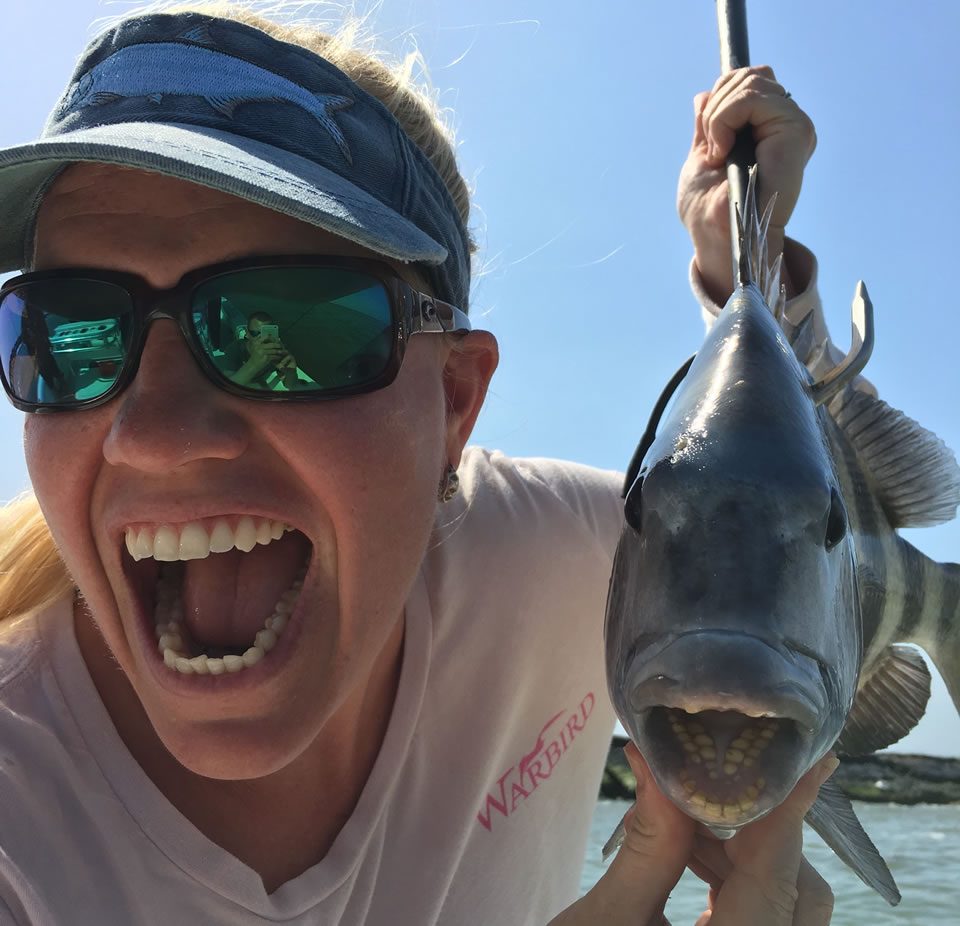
left=76, top=600, right=405, bottom=893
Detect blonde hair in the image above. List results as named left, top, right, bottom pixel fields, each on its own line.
left=0, top=0, right=474, bottom=622
left=0, top=495, right=74, bottom=620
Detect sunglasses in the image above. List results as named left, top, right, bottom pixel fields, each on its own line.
left=0, top=255, right=471, bottom=412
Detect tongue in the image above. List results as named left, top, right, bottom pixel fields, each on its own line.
left=181, top=531, right=309, bottom=648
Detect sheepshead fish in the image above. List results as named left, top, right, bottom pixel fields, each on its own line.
left=602, top=170, right=960, bottom=905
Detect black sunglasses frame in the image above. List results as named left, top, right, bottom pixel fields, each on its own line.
left=0, top=255, right=471, bottom=413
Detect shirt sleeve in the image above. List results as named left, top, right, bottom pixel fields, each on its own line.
left=690, top=238, right=877, bottom=397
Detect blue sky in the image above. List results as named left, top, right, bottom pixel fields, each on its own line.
left=1, top=1, right=958, bottom=756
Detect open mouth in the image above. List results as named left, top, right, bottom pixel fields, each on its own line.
left=121, top=516, right=313, bottom=676
left=643, top=706, right=804, bottom=826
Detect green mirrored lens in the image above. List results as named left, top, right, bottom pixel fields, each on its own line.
left=0, top=280, right=131, bottom=405
left=191, top=268, right=394, bottom=393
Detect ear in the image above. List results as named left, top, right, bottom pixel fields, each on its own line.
left=442, top=330, right=499, bottom=467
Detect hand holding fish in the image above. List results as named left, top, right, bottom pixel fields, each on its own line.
left=549, top=745, right=836, bottom=926
left=677, top=65, right=816, bottom=305
left=684, top=748, right=839, bottom=926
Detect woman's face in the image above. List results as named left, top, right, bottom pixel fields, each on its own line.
left=25, top=163, right=496, bottom=780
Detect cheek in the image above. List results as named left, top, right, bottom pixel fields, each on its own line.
left=274, top=347, right=447, bottom=502
left=261, top=360, right=448, bottom=613
left=24, top=415, right=107, bottom=578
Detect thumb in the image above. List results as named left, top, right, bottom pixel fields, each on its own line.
left=598, top=744, right=695, bottom=924
left=549, top=745, right=695, bottom=926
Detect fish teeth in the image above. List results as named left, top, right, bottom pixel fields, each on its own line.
left=124, top=518, right=294, bottom=562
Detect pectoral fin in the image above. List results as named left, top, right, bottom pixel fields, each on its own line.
left=600, top=811, right=628, bottom=862
left=804, top=777, right=900, bottom=905
left=837, top=645, right=931, bottom=756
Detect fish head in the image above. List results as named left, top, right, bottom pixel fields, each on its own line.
left=606, top=282, right=862, bottom=833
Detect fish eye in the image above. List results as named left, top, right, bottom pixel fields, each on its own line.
left=824, top=486, right=847, bottom=551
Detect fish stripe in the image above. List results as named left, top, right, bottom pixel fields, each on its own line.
left=938, top=564, right=960, bottom=645
left=830, top=413, right=886, bottom=656
left=893, top=539, right=926, bottom=642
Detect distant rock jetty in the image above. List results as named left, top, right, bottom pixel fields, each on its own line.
left=602, top=736, right=960, bottom=804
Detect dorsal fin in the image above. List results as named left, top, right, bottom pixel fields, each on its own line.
left=829, top=387, right=960, bottom=527
left=737, top=166, right=786, bottom=318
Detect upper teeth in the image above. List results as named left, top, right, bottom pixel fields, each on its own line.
left=125, top=517, right=293, bottom=562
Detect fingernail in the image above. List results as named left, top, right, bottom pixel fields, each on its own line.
left=623, top=743, right=646, bottom=790
left=818, top=755, right=840, bottom=784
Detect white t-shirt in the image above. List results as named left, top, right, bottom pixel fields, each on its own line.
left=0, top=450, right=624, bottom=925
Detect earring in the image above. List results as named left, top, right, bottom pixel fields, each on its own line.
left=437, top=463, right=460, bottom=503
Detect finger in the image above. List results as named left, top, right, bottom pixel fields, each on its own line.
left=791, top=856, right=834, bottom=926
left=692, top=91, right=710, bottom=149
left=711, top=91, right=813, bottom=172
left=687, top=854, right=722, bottom=892
left=703, top=65, right=777, bottom=112
left=704, top=81, right=800, bottom=164
left=703, top=65, right=780, bottom=134
left=689, top=833, right=732, bottom=887
left=707, top=756, right=838, bottom=925
left=702, top=73, right=792, bottom=165
left=584, top=744, right=695, bottom=926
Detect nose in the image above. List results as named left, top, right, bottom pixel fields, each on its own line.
left=102, top=320, right=249, bottom=471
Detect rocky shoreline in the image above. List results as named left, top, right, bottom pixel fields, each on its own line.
left=601, top=736, right=960, bottom=804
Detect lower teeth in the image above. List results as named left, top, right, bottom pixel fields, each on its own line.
left=154, top=564, right=305, bottom=674
left=669, top=710, right=775, bottom=819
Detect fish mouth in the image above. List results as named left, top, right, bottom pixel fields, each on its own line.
left=622, top=631, right=827, bottom=828
left=637, top=705, right=809, bottom=828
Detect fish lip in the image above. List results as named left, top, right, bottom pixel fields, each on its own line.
left=629, top=681, right=821, bottom=733
left=624, top=631, right=828, bottom=734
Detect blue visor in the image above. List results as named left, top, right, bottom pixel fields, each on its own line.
left=0, top=12, right=471, bottom=311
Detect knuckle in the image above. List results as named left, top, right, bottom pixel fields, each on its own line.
left=739, top=868, right=800, bottom=920
left=740, top=74, right=771, bottom=95
left=806, top=894, right=835, bottom=925
left=763, top=877, right=800, bottom=919
left=798, top=116, right=818, bottom=153
left=806, top=873, right=835, bottom=912
left=815, top=885, right=836, bottom=914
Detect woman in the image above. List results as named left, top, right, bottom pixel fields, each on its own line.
left=0, top=3, right=834, bottom=923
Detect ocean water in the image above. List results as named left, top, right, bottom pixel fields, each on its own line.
left=582, top=800, right=960, bottom=924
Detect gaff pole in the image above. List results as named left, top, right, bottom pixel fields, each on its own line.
left=716, top=0, right=756, bottom=282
